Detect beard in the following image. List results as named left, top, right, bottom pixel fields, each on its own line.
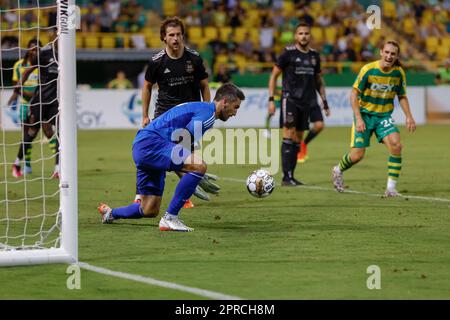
left=219, top=110, right=229, bottom=121
left=299, top=40, right=309, bottom=48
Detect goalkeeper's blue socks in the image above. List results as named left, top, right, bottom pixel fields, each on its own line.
left=167, top=172, right=204, bottom=216
left=112, top=203, right=144, bottom=219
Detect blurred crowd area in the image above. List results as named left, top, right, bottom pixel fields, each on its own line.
left=0, top=0, right=449, bottom=77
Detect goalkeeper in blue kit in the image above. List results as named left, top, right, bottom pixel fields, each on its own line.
left=98, top=83, right=245, bottom=232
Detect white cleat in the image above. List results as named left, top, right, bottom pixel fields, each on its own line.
left=98, top=203, right=114, bottom=224
left=134, top=195, right=142, bottom=204
left=383, top=189, right=401, bottom=198
left=332, top=166, right=345, bottom=192
left=24, top=166, right=32, bottom=175
left=159, top=215, right=194, bottom=232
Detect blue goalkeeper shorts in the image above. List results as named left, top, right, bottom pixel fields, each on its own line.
left=132, top=131, right=191, bottom=196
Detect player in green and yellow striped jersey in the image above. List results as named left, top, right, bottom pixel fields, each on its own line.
left=10, top=39, right=40, bottom=176
left=332, top=40, right=416, bottom=197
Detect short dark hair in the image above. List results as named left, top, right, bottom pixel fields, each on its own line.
left=27, top=38, right=42, bottom=48
left=24, top=38, right=42, bottom=61
left=160, top=16, right=185, bottom=41
left=214, top=83, right=245, bottom=102
left=294, top=21, right=311, bottom=32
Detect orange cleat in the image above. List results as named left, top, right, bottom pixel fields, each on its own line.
left=297, top=141, right=308, bottom=163
left=98, top=203, right=114, bottom=224
left=183, top=199, right=194, bottom=208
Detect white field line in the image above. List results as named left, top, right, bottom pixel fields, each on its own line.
left=78, top=262, right=243, bottom=300
left=221, top=177, right=450, bottom=203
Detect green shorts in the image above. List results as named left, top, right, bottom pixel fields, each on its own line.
left=19, top=104, right=30, bottom=123
left=350, top=113, right=399, bottom=148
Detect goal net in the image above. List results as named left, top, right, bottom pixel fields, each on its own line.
left=0, top=0, right=77, bottom=266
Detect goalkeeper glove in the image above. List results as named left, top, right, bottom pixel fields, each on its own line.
left=198, top=173, right=221, bottom=195
left=193, top=185, right=210, bottom=201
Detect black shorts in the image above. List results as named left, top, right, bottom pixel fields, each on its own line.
left=309, top=104, right=324, bottom=123
left=281, top=97, right=310, bottom=131
left=28, top=100, right=59, bottom=128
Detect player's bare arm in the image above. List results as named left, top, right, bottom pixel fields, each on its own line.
left=268, top=65, right=282, bottom=115
left=141, top=79, right=153, bottom=127
left=350, top=87, right=365, bottom=132
left=199, top=78, right=211, bottom=102
left=398, top=96, right=416, bottom=132
left=316, top=73, right=330, bottom=116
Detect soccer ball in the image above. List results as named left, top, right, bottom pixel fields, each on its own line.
left=246, top=169, right=275, bottom=198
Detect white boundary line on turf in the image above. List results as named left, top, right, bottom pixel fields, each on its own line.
left=221, top=177, right=450, bottom=203
left=77, top=262, right=243, bottom=300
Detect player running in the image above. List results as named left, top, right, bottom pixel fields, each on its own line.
left=268, top=22, right=330, bottom=186
left=98, top=83, right=245, bottom=232
left=332, top=40, right=416, bottom=197
left=139, top=16, right=218, bottom=207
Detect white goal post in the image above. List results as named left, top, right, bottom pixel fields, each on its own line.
left=0, top=0, right=77, bottom=266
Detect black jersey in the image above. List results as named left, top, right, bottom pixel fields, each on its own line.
left=276, top=46, right=321, bottom=108
left=145, top=47, right=208, bottom=117
left=30, top=43, right=58, bottom=103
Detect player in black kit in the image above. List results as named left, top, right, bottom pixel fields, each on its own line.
left=9, top=34, right=60, bottom=179
left=137, top=17, right=219, bottom=207
left=268, top=22, right=330, bottom=186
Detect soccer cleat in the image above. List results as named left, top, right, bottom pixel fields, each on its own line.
left=159, top=215, right=194, bottom=232
left=281, top=178, right=304, bottom=186
left=297, top=141, right=308, bottom=163
left=198, top=173, right=220, bottom=194
left=291, top=177, right=304, bottom=185
left=24, top=166, right=32, bottom=175
left=383, top=189, right=400, bottom=198
left=301, top=141, right=308, bottom=160
left=193, top=185, right=210, bottom=201
left=134, top=195, right=142, bottom=204
left=11, top=164, right=23, bottom=178
left=297, top=151, right=306, bottom=163
left=98, top=203, right=114, bottom=224
left=332, top=166, right=345, bottom=192
left=183, top=199, right=194, bottom=208
left=51, top=165, right=60, bottom=179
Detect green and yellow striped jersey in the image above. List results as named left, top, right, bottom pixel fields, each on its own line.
left=353, top=60, right=407, bottom=116
left=12, top=58, right=39, bottom=104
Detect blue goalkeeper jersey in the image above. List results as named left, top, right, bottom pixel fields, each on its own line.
left=134, top=101, right=216, bottom=145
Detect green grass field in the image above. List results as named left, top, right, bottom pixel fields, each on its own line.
left=1, top=125, right=449, bottom=299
